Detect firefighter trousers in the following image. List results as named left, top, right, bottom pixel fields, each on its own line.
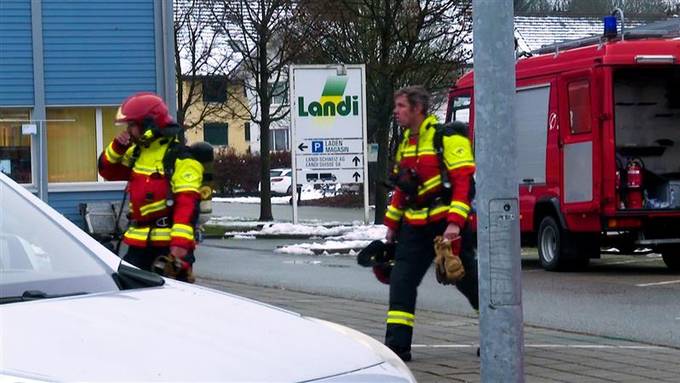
left=385, top=220, right=479, bottom=353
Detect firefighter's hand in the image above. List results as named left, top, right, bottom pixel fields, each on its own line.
left=169, top=246, right=189, bottom=269
left=115, top=130, right=132, bottom=146
left=386, top=228, right=397, bottom=243
left=443, top=223, right=461, bottom=241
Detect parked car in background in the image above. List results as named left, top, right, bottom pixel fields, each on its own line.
left=259, top=168, right=293, bottom=195
left=0, top=172, right=415, bottom=382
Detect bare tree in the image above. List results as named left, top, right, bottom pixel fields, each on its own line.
left=299, top=0, right=472, bottom=224
left=174, top=0, right=237, bottom=130
left=209, top=0, right=310, bottom=221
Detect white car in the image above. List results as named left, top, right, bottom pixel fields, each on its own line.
left=259, top=168, right=293, bottom=195
left=0, top=173, right=415, bottom=382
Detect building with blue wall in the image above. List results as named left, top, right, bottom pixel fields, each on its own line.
left=0, top=0, right=175, bottom=226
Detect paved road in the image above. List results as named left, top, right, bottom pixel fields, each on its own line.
left=194, top=237, right=680, bottom=348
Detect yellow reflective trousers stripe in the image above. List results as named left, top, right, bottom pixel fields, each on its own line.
left=386, top=310, right=415, bottom=327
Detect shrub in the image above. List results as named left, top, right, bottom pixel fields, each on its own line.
left=213, top=149, right=291, bottom=195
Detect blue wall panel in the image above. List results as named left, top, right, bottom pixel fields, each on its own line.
left=42, top=0, right=157, bottom=106
left=49, top=190, right=124, bottom=229
left=0, top=0, right=34, bottom=106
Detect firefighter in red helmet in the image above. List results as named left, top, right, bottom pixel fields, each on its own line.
left=98, top=92, right=203, bottom=282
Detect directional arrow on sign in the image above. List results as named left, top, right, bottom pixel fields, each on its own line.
left=353, top=172, right=361, bottom=182
left=352, top=156, right=361, bottom=166
left=298, top=142, right=308, bottom=152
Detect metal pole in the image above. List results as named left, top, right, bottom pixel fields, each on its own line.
left=473, top=1, right=525, bottom=382
left=360, top=65, right=370, bottom=225
left=31, top=0, right=48, bottom=203
left=290, top=66, right=299, bottom=224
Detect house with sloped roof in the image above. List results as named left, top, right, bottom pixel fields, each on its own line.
left=514, top=15, right=670, bottom=55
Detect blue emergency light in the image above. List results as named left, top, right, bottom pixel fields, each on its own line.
left=604, top=15, right=618, bottom=38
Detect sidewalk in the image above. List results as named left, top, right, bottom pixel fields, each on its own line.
left=198, top=278, right=680, bottom=383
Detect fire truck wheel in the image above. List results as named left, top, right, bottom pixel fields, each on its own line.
left=537, top=216, right=589, bottom=271
left=661, top=250, right=680, bottom=272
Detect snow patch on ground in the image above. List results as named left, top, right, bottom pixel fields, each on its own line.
left=213, top=187, right=327, bottom=205
left=256, top=223, right=355, bottom=237
left=275, top=240, right=372, bottom=256
left=232, top=234, right=256, bottom=240
left=329, top=225, right=387, bottom=241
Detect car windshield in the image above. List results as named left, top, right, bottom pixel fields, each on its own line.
left=270, top=170, right=283, bottom=177
left=0, top=177, right=119, bottom=301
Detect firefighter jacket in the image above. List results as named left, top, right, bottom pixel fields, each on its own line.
left=98, top=137, right=203, bottom=250
left=384, top=115, right=475, bottom=230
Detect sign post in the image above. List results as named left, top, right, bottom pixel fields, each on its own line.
left=289, top=64, right=369, bottom=224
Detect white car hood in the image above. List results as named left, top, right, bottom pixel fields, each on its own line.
left=0, top=283, right=382, bottom=382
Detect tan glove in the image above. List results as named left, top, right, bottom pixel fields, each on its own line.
left=434, top=236, right=465, bottom=284
left=152, top=255, right=196, bottom=283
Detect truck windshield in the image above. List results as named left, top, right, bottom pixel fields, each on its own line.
left=614, top=67, right=680, bottom=210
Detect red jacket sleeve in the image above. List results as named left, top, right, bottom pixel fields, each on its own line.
left=98, top=140, right=132, bottom=181
left=443, top=134, right=476, bottom=228
left=169, top=158, right=204, bottom=249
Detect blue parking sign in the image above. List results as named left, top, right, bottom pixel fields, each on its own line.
left=312, top=141, right=324, bottom=153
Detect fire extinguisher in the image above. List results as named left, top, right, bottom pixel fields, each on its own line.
left=625, top=158, right=644, bottom=209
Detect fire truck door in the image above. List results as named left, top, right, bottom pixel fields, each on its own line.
left=558, top=69, right=602, bottom=213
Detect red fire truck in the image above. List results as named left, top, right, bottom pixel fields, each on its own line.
left=448, top=26, right=680, bottom=271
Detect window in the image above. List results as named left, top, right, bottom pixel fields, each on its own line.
left=102, top=107, right=122, bottom=148
left=269, top=129, right=289, bottom=151
left=202, top=78, right=228, bottom=103
left=448, top=95, right=471, bottom=123
left=271, top=82, right=288, bottom=105
left=204, top=123, right=228, bottom=146
left=0, top=109, right=32, bottom=183
left=513, top=85, right=550, bottom=184
left=568, top=80, right=592, bottom=134
left=46, top=108, right=97, bottom=182
left=245, top=122, right=251, bottom=141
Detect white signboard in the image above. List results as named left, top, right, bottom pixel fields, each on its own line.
left=290, top=64, right=369, bottom=223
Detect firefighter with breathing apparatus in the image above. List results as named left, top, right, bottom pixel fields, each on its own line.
left=375, top=85, right=479, bottom=362
left=98, top=92, right=210, bottom=282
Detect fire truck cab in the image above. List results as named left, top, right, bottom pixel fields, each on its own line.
left=449, top=30, right=680, bottom=271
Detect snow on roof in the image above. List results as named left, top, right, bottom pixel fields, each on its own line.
left=514, top=15, right=657, bottom=53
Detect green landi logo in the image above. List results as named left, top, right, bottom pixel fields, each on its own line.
left=298, top=75, right=359, bottom=117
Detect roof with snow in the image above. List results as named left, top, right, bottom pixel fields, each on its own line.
left=514, top=15, right=663, bottom=53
